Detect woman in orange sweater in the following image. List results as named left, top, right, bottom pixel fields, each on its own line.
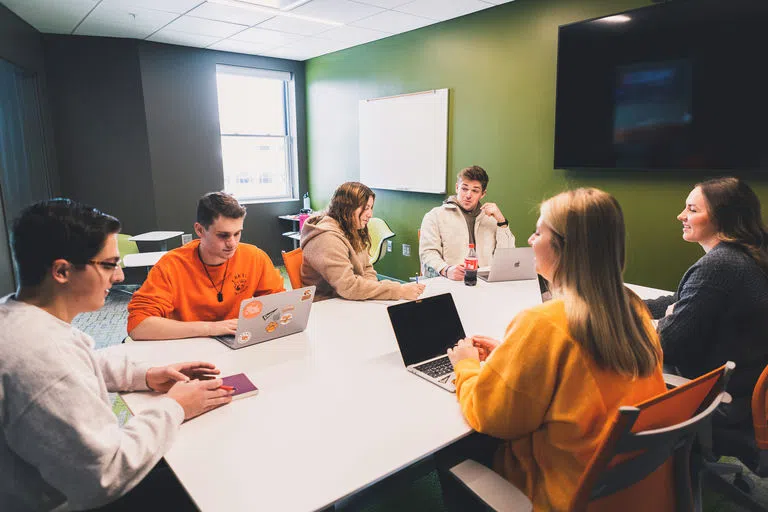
left=447, top=188, right=670, bottom=511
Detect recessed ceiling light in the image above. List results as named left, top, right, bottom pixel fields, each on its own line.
left=207, top=0, right=343, bottom=26
left=599, top=15, right=631, bottom=23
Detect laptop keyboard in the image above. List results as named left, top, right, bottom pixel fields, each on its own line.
left=414, top=356, right=454, bottom=378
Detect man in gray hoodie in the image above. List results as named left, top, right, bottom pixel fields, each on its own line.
left=0, top=199, right=232, bottom=511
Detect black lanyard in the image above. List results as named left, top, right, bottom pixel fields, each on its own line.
left=197, top=246, right=229, bottom=303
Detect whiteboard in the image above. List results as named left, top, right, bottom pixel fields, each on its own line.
left=359, top=88, right=448, bottom=194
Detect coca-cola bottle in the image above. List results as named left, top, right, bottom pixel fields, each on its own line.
left=464, top=243, right=478, bottom=286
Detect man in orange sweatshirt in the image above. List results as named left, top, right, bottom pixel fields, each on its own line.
left=127, top=192, right=285, bottom=340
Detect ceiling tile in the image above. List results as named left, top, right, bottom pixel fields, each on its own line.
left=209, top=38, right=275, bottom=54
left=229, top=0, right=308, bottom=8
left=148, top=28, right=222, bottom=46
left=163, top=15, right=248, bottom=37
left=232, top=26, right=302, bottom=45
left=75, top=22, right=154, bottom=39
left=256, top=15, right=334, bottom=36
left=1, top=0, right=97, bottom=34
left=319, top=25, right=390, bottom=44
left=98, top=0, right=205, bottom=14
left=185, top=2, right=275, bottom=25
left=395, top=0, right=491, bottom=21
left=351, top=10, right=435, bottom=32
left=348, top=0, right=411, bottom=8
left=257, top=47, right=309, bottom=61
left=291, top=0, right=383, bottom=24
left=75, top=4, right=178, bottom=38
left=280, top=35, right=350, bottom=53
left=260, top=37, right=349, bottom=60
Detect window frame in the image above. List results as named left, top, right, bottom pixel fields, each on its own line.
left=215, top=64, right=299, bottom=204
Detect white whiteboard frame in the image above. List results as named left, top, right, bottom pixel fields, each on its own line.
left=358, top=88, right=449, bottom=194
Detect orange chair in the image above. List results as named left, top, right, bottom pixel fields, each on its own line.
left=701, top=362, right=768, bottom=510
left=449, top=362, right=735, bottom=511
left=281, top=248, right=303, bottom=290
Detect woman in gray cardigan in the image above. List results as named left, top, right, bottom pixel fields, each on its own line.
left=646, top=177, right=768, bottom=426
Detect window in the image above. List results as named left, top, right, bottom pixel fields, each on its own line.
left=215, top=65, right=298, bottom=203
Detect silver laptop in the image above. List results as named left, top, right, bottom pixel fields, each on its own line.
left=387, top=293, right=466, bottom=392
left=478, top=247, right=536, bottom=282
left=214, top=286, right=316, bottom=349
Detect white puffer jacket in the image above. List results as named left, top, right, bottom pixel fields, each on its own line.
left=419, top=201, right=515, bottom=276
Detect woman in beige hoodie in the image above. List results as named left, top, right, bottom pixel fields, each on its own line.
left=300, top=182, right=425, bottom=301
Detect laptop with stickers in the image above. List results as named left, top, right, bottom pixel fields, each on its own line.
left=477, top=247, right=536, bottom=282
left=213, top=286, right=316, bottom=349
left=387, top=293, right=466, bottom=393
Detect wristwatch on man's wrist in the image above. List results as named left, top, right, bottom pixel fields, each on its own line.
left=497, top=218, right=509, bottom=227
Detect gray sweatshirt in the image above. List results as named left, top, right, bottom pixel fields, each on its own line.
left=0, top=296, right=184, bottom=511
left=645, top=242, right=768, bottom=423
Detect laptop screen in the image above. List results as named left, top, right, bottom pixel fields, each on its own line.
left=387, top=293, right=466, bottom=366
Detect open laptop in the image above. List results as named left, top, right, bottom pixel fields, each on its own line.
left=387, top=293, right=466, bottom=392
left=478, top=247, right=536, bottom=282
left=214, top=286, right=316, bottom=349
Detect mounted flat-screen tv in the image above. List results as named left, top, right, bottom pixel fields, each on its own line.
left=554, top=0, right=768, bottom=171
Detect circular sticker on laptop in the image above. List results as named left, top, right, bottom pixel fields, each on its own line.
left=301, top=289, right=312, bottom=301
left=265, top=321, right=278, bottom=333
left=242, top=300, right=263, bottom=319
left=279, top=313, right=293, bottom=325
left=282, top=304, right=295, bottom=313
left=238, top=331, right=252, bottom=344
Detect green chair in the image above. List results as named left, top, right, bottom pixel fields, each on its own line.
left=117, top=234, right=139, bottom=268
left=115, top=234, right=141, bottom=294
left=368, top=217, right=395, bottom=266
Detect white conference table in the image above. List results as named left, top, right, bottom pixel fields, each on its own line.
left=115, top=278, right=670, bottom=512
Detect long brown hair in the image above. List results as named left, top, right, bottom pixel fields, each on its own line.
left=327, top=182, right=375, bottom=253
left=541, top=188, right=660, bottom=377
left=698, top=177, right=768, bottom=274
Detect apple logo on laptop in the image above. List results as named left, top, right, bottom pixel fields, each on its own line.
left=514, top=261, right=521, bottom=268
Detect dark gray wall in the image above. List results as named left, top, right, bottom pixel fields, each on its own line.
left=0, top=3, right=45, bottom=72
left=43, top=35, right=158, bottom=235
left=0, top=5, right=58, bottom=294
left=39, top=34, right=307, bottom=263
left=138, top=42, right=308, bottom=262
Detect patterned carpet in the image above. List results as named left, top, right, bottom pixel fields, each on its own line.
left=70, top=270, right=765, bottom=512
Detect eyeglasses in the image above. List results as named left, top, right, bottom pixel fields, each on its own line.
left=87, top=259, right=122, bottom=272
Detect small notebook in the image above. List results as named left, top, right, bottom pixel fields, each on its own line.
left=221, top=373, right=260, bottom=400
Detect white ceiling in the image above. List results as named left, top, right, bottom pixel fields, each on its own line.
left=1, top=0, right=516, bottom=61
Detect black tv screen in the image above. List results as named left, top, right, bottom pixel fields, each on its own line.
left=554, top=0, right=768, bottom=171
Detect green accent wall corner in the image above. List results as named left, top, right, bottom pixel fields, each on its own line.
left=305, top=0, right=768, bottom=291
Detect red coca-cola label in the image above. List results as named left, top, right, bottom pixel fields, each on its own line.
left=465, top=257, right=478, bottom=270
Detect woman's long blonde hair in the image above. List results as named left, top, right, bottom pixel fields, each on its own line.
left=541, top=188, right=660, bottom=377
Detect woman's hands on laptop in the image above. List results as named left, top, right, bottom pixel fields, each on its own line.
left=447, top=338, right=479, bottom=365
left=447, top=335, right=501, bottom=365
left=470, top=335, right=500, bottom=361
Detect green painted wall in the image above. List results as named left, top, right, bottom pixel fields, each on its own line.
left=305, top=0, right=768, bottom=291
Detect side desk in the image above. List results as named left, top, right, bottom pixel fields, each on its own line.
left=279, top=215, right=302, bottom=249
left=117, top=279, right=671, bottom=512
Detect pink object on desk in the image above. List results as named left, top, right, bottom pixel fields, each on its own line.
left=298, top=213, right=310, bottom=231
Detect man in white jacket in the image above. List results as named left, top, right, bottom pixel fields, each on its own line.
left=0, top=198, right=233, bottom=511
left=419, top=166, right=515, bottom=280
